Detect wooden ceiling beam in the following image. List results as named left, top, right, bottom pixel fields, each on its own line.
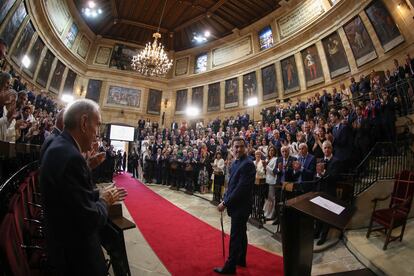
left=109, top=0, right=118, bottom=18
left=210, top=13, right=234, bottom=30
left=226, top=1, right=255, bottom=19
left=173, top=0, right=228, bottom=31
left=219, top=6, right=245, bottom=23
left=178, top=0, right=207, bottom=12
left=118, top=19, right=169, bottom=33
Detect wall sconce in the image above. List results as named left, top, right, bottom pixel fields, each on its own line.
left=77, top=85, right=86, bottom=97
left=164, top=98, right=169, bottom=108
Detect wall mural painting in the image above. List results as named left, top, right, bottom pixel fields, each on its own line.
left=36, top=50, right=55, bottom=88
left=24, top=37, right=45, bottom=77
left=322, top=32, right=350, bottom=78
left=107, top=86, right=141, bottom=108
left=45, top=0, right=71, bottom=35
left=110, top=44, right=140, bottom=71
left=192, top=86, right=204, bottom=110
left=281, top=56, right=300, bottom=94
left=94, top=46, right=112, bottom=65
left=49, top=60, right=65, bottom=93
left=1, top=1, right=27, bottom=47
left=0, top=0, right=16, bottom=25
left=300, top=45, right=324, bottom=87
left=175, top=89, right=188, bottom=113
left=225, top=78, right=239, bottom=108
left=195, top=53, right=208, bottom=74
left=343, top=16, right=377, bottom=67
left=261, top=64, right=277, bottom=100
left=11, top=20, right=35, bottom=65
left=207, top=82, right=220, bottom=112
left=243, top=72, right=257, bottom=105
left=147, top=89, right=162, bottom=115
left=86, top=80, right=102, bottom=103
left=63, top=69, right=77, bottom=94
left=365, top=0, right=404, bottom=52
left=77, top=35, right=90, bottom=59
left=64, top=23, right=78, bottom=49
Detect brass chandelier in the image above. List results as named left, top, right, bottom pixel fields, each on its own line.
left=131, top=0, right=173, bottom=77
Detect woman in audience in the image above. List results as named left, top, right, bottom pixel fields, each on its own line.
left=212, top=152, right=225, bottom=202
left=264, top=146, right=277, bottom=220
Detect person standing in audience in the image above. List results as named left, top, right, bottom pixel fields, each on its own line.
left=329, top=110, right=353, bottom=167
left=40, top=99, right=127, bottom=275
left=264, top=146, right=277, bottom=220
left=314, top=140, right=341, bottom=245
left=214, top=137, right=255, bottom=274
left=283, top=143, right=316, bottom=195
left=212, top=151, right=225, bottom=202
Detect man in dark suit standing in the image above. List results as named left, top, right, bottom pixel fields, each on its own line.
left=214, top=137, right=255, bottom=274
left=40, top=99, right=127, bottom=275
left=329, top=110, right=353, bottom=168
left=284, top=143, right=316, bottom=195
left=315, top=140, right=341, bottom=245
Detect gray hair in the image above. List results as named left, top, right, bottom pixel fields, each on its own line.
left=0, top=72, right=11, bottom=89
left=322, top=140, right=332, bottom=149
left=63, top=99, right=100, bottom=130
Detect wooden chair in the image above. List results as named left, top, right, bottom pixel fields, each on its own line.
left=366, top=170, right=414, bottom=250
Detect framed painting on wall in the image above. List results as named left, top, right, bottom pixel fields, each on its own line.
left=322, top=32, right=350, bottom=78
left=49, top=60, right=65, bottom=93
left=64, top=23, right=78, bottom=49
left=192, top=86, right=204, bottom=110
left=261, top=64, right=277, bottom=100
left=62, top=69, right=77, bottom=94
left=77, top=35, right=90, bottom=59
left=106, top=85, right=141, bottom=108
left=86, top=79, right=102, bottom=103
left=11, top=20, right=35, bottom=65
left=281, top=56, right=300, bottom=94
left=45, top=0, right=71, bottom=35
left=0, top=0, right=16, bottom=25
left=36, top=50, right=55, bottom=88
left=24, top=37, right=45, bottom=77
left=343, top=16, right=377, bottom=67
left=243, top=72, right=257, bottom=105
left=175, top=89, right=188, bottom=114
left=207, top=82, right=220, bottom=112
left=175, top=57, right=189, bottom=76
left=365, top=0, right=404, bottom=52
left=0, top=1, right=27, bottom=47
left=110, top=44, right=140, bottom=71
left=224, top=78, right=239, bottom=108
left=300, top=44, right=324, bottom=87
left=94, top=46, right=112, bottom=66
left=147, top=89, right=162, bottom=115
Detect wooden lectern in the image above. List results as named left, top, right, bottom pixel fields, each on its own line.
left=281, top=192, right=354, bottom=276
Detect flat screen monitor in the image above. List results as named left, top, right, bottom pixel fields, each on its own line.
left=109, top=124, right=135, bottom=142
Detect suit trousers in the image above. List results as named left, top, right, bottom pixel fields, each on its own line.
left=227, top=215, right=249, bottom=268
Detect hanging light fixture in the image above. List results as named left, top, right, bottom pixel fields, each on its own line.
left=131, top=0, right=173, bottom=77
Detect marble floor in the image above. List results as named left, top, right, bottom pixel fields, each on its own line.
left=111, top=178, right=367, bottom=275
left=345, top=219, right=414, bottom=276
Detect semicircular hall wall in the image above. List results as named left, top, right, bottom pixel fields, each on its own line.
left=0, top=0, right=413, bottom=127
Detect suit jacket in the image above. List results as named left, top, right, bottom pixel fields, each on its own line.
left=292, top=154, right=316, bottom=193
left=318, top=156, right=341, bottom=196
left=332, top=123, right=353, bottom=162
left=39, top=127, right=61, bottom=164
left=273, top=156, right=296, bottom=184
left=223, top=156, right=255, bottom=218
left=40, top=131, right=108, bottom=275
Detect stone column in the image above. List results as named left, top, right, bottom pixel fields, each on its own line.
left=220, top=80, right=225, bottom=113
left=316, top=41, right=331, bottom=83
left=337, top=27, right=358, bottom=74
left=275, top=61, right=284, bottom=100
left=359, top=11, right=384, bottom=58
left=295, top=52, right=306, bottom=92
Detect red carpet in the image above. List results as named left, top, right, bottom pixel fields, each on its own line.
left=115, top=174, right=284, bottom=276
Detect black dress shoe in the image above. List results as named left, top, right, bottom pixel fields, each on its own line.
left=237, top=261, right=246, bottom=267
left=213, top=266, right=236, bottom=274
